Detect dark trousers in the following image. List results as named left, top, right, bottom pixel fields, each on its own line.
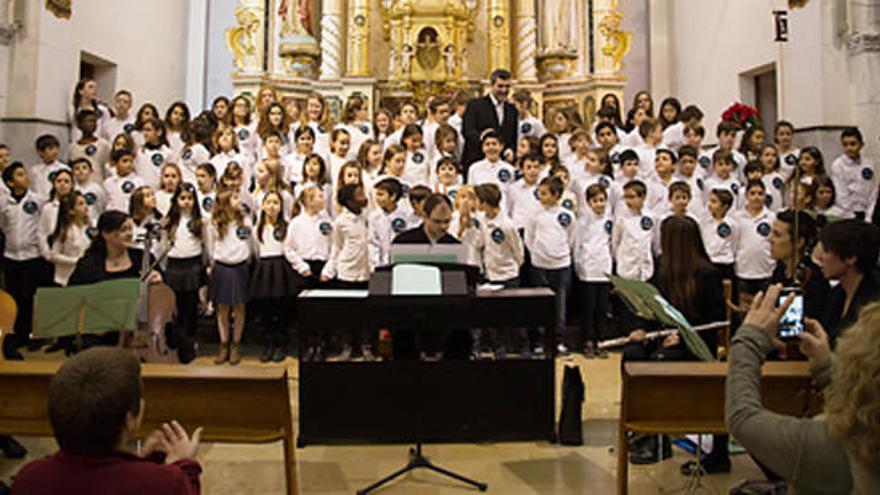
left=531, top=265, right=572, bottom=344
left=3, top=257, right=44, bottom=347
left=332, top=279, right=370, bottom=350
left=256, top=297, right=289, bottom=345
left=580, top=281, right=610, bottom=348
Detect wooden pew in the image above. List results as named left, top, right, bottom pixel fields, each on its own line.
left=617, top=361, right=821, bottom=495
left=0, top=361, right=298, bottom=495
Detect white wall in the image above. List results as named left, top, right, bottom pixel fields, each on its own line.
left=205, top=0, right=237, bottom=102
left=1, top=0, right=192, bottom=163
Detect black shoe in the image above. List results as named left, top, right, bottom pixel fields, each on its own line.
left=2, top=343, right=23, bottom=361
left=272, top=345, right=286, bottom=363
left=680, top=457, right=731, bottom=476
left=260, top=343, right=274, bottom=363
left=177, top=340, right=197, bottom=364
left=0, top=435, right=26, bottom=459
left=26, top=338, right=47, bottom=352
left=629, top=436, right=672, bottom=465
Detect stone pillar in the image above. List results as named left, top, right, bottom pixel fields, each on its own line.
left=513, top=0, right=538, bottom=82
left=345, top=0, right=370, bottom=77
left=487, top=0, right=512, bottom=74
left=847, top=0, right=880, bottom=161
left=319, top=0, right=343, bottom=80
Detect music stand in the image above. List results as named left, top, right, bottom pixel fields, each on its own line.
left=356, top=264, right=487, bottom=495
left=33, top=278, right=141, bottom=350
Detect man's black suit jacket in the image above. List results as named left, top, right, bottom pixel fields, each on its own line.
left=461, top=95, right=519, bottom=171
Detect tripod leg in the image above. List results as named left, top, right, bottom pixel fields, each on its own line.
left=356, top=463, right=415, bottom=495
left=423, top=462, right=488, bottom=491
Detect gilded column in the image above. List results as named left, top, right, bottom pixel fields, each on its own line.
left=514, top=0, right=538, bottom=81
left=319, top=0, right=343, bottom=80
left=346, top=0, right=370, bottom=76
left=487, top=0, right=512, bottom=73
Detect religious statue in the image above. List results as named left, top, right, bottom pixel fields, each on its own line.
left=226, top=0, right=264, bottom=73
left=45, top=0, right=71, bottom=19
left=278, top=0, right=313, bottom=37
left=416, top=28, right=441, bottom=70
left=443, top=44, right=457, bottom=77
left=400, top=44, right=415, bottom=77
left=541, top=0, right=581, bottom=53
left=388, top=47, right=400, bottom=80
left=460, top=47, right=469, bottom=77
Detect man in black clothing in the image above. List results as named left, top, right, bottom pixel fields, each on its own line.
left=392, top=194, right=470, bottom=358
left=461, top=69, right=518, bottom=174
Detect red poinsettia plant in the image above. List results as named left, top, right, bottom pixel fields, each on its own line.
left=721, top=103, right=762, bottom=130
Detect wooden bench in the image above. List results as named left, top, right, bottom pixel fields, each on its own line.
left=0, top=361, right=298, bottom=495
left=617, top=361, right=822, bottom=495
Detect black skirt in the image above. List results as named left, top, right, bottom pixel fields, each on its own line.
left=249, top=255, right=299, bottom=299
left=208, top=261, right=250, bottom=305
left=164, top=256, right=206, bottom=292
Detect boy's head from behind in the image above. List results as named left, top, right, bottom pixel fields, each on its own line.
left=409, top=184, right=432, bottom=217
left=49, top=347, right=143, bottom=455
left=475, top=183, right=502, bottom=211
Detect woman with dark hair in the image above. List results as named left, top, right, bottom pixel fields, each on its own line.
left=71, top=79, right=109, bottom=142
left=623, top=216, right=728, bottom=470
left=769, top=209, right=830, bottom=321
left=817, top=219, right=880, bottom=347
left=68, top=210, right=161, bottom=286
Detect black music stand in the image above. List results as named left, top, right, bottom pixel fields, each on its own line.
left=357, top=264, right=487, bottom=494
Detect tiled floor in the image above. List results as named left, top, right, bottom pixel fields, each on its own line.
left=0, top=349, right=765, bottom=494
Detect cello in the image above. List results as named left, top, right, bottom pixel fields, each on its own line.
left=131, top=222, right=179, bottom=363
left=0, top=290, right=16, bottom=362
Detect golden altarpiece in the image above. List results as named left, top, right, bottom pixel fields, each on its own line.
left=226, top=0, right=631, bottom=124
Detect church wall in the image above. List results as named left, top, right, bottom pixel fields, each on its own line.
left=0, top=0, right=190, bottom=164
left=619, top=0, right=650, bottom=106
left=205, top=0, right=237, bottom=102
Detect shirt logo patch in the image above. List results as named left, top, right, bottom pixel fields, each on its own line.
left=401, top=184, right=410, bottom=196
left=604, top=220, right=613, bottom=233
left=699, top=156, right=711, bottom=169
left=557, top=211, right=572, bottom=227
left=85, top=144, right=97, bottom=156
left=520, top=122, right=532, bottom=134
left=498, top=168, right=512, bottom=183
left=717, top=222, right=731, bottom=238
left=182, top=148, right=193, bottom=161
left=202, top=197, right=214, bottom=212
left=491, top=227, right=505, bottom=243
left=22, top=200, right=38, bottom=214
left=319, top=221, right=333, bottom=235
left=472, top=217, right=480, bottom=229
left=151, top=153, right=164, bottom=166
left=562, top=199, right=574, bottom=211
left=449, top=189, right=458, bottom=200
left=48, top=170, right=59, bottom=183
left=862, top=167, right=874, bottom=180
left=391, top=217, right=407, bottom=233
left=772, top=177, right=783, bottom=190
left=598, top=176, right=610, bottom=188
left=412, top=152, right=424, bottom=164
left=764, top=194, right=773, bottom=207
left=122, top=181, right=135, bottom=193
left=696, top=178, right=704, bottom=191
left=235, top=226, right=251, bottom=240
left=318, top=125, right=327, bottom=134
left=237, top=128, right=250, bottom=141
left=241, top=203, right=251, bottom=215
left=640, top=216, right=653, bottom=231
left=611, top=152, right=621, bottom=164
left=124, top=123, right=135, bottom=133
left=757, top=222, right=771, bottom=237
left=515, top=169, right=524, bottom=181
left=731, top=183, right=739, bottom=194
left=359, top=124, right=370, bottom=135
left=274, top=227, right=285, bottom=241
left=84, top=192, right=96, bottom=205
left=785, top=154, right=797, bottom=165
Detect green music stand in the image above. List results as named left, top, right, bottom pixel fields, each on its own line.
left=607, top=274, right=715, bottom=362
left=33, top=278, right=141, bottom=350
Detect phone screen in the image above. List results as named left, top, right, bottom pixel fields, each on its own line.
left=778, top=293, right=804, bottom=339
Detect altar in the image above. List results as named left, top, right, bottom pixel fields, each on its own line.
left=225, top=0, right=632, bottom=125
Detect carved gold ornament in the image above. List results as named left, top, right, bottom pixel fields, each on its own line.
left=46, top=0, right=71, bottom=19
left=598, top=9, right=631, bottom=74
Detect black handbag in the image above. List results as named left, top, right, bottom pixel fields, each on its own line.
left=558, top=364, right=585, bottom=445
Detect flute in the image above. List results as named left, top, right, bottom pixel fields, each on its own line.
left=598, top=321, right=729, bottom=350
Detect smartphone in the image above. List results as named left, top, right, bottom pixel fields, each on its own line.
left=778, top=287, right=804, bottom=340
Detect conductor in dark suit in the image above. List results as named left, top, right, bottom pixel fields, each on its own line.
left=461, top=69, right=518, bottom=175
left=392, top=194, right=470, bottom=359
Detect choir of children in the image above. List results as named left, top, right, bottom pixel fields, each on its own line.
left=0, top=78, right=876, bottom=362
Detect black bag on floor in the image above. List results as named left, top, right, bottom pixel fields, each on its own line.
left=558, top=364, right=584, bottom=445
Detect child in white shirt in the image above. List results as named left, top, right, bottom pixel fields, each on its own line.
left=573, top=183, right=613, bottom=358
